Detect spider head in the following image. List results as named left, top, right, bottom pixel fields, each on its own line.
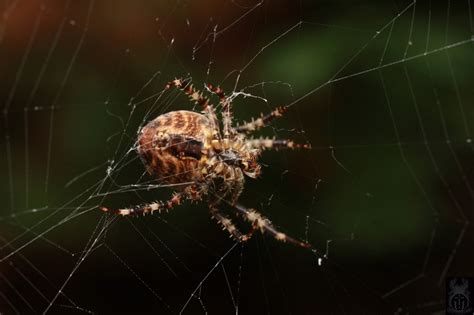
left=220, top=150, right=261, bottom=178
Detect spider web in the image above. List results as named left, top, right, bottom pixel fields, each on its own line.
left=1, top=0, right=473, bottom=313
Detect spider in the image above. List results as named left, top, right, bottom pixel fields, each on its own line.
left=101, top=78, right=311, bottom=248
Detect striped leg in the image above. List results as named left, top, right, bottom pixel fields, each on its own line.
left=210, top=206, right=256, bottom=242
left=100, top=192, right=185, bottom=217
left=236, top=106, right=288, bottom=133
left=206, top=83, right=235, bottom=140
left=233, top=204, right=311, bottom=248
left=166, top=78, right=210, bottom=109
left=247, top=137, right=311, bottom=150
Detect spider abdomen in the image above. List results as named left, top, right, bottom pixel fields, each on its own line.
left=137, top=110, right=210, bottom=185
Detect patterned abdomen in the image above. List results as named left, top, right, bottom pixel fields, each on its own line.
left=137, top=110, right=210, bottom=185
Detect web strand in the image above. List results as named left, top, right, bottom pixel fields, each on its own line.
left=0, top=1, right=473, bottom=313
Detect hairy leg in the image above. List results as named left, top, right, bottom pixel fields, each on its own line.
left=210, top=206, right=256, bottom=242
left=165, top=78, right=210, bottom=109
left=247, top=137, right=311, bottom=150
left=236, top=106, right=288, bottom=133
left=233, top=203, right=311, bottom=248
left=100, top=192, right=185, bottom=216
left=206, top=83, right=235, bottom=141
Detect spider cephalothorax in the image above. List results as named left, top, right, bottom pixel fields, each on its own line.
left=101, top=78, right=311, bottom=248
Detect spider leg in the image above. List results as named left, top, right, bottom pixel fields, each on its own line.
left=247, top=137, right=311, bottom=150
left=206, top=83, right=235, bottom=141
left=236, top=105, right=288, bottom=133
left=233, top=203, right=311, bottom=248
left=210, top=206, right=256, bottom=242
left=165, top=78, right=221, bottom=140
left=100, top=191, right=185, bottom=217
left=165, top=78, right=210, bottom=110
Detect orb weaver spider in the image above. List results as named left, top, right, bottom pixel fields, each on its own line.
left=101, top=78, right=311, bottom=248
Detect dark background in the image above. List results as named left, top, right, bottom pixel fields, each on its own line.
left=0, top=0, right=473, bottom=314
